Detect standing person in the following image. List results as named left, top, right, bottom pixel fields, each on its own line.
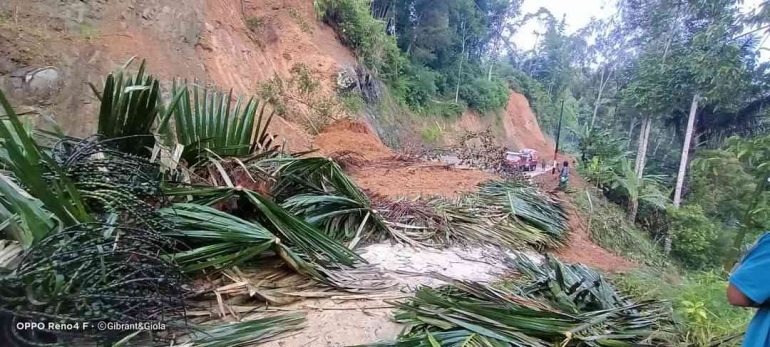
left=727, top=232, right=770, bottom=346
left=558, top=161, right=569, bottom=190
left=541, top=159, right=546, bottom=171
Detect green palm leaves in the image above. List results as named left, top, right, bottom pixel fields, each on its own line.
left=93, top=59, right=160, bottom=154
left=167, top=80, right=278, bottom=164
left=364, top=256, right=674, bottom=347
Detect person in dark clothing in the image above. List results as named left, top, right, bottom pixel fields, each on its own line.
left=558, top=161, right=569, bottom=190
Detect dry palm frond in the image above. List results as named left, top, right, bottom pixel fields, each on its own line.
left=363, top=256, right=675, bottom=347
left=370, top=194, right=452, bottom=246
left=328, top=150, right=369, bottom=170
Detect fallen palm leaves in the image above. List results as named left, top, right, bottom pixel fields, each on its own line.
left=370, top=181, right=568, bottom=250
left=364, top=255, right=675, bottom=347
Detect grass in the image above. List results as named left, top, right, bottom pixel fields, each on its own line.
left=79, top=22, right=101, bottom=41
left=571, top=186, right=667, bottom=266
left=245, top=17, right=264, bottom=32
left=338, top=92, right=365, bottom=115
left=420, top=124, right=443, bottom=143
left=288, top=8, right=313, bottom=33
left=614, top=268, right=752, bottom=346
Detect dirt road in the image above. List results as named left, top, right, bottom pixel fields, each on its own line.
left=439, top=155, right=551, bottom=178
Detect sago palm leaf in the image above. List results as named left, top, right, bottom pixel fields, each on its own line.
left=364, top=256, right=675, bottom=347
left=178, top=312, right=306, bottom=347
left=162, top=203, right=325, bottom=280
left=91, top=58, right=171, bottom=155
left=162, top=186, right=364, bottom=266
left=272, top=157, right=386, bottom=242
left=282, top=194, right=372, bottom=241
left=168, top=81, right=280, bottom=164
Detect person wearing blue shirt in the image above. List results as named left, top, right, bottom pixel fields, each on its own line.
left=728, top=232, right=770, bottom=346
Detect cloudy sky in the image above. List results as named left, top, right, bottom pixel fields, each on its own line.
left=511, top=0, right=768, bottom=58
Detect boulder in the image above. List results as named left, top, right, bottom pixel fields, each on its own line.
left=1, top=66, right=62, bottom=104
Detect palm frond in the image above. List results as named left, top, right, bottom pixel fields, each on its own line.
left=282, top=194, right=373, bottom=241
left=363, top=255, right=675, bottom=347
left=0, top=89, right=91, bottom=233
left=179, top=312, right=306, bottom=347
left=273, top=157, right=386, bottom=242
left=92, top=59, right=167, bottom=155
left=244, top=190, right=364, bottom=266
left=169, top=82, right=280, bottom=165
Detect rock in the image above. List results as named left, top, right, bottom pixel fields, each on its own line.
left=1, top=67, right=62, bottom=105
left=336, top=66, right=358, bottom=91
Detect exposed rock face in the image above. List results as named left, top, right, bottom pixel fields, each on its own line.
left=336, top=64, right=381, bottom=103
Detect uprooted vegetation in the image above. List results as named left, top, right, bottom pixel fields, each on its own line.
left=0, top=61, right=592, bottom=346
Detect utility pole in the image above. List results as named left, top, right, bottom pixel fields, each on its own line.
left=552, top=99, right=565, bottom=174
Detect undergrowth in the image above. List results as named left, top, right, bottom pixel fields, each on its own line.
left=245, top=17, right=264, bottom=32
left=571, top=186, right=667, bottom=266
left=614, top=269, right=752, bottom=346
left=420, top=124, right=443, bottom=144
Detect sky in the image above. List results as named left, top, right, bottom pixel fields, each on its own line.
left=511, top=0, right=768, bottom=59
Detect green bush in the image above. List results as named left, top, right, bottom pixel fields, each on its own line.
left=668, top=205, right=722, bottom=269
left=315, top=0, right=405, bottom=80
left=615, top=269, right=752, bottom=346
left=420, top=125, right=443, bottom=143
left=397, top=65, right=439, bottom=107
left=458, top=78, right=509, bottom=114
left=419, top=100, right=465, bottom=118
left=245, top=17, right=264, bottom=32
left=338, top=92, right=365, bottom=114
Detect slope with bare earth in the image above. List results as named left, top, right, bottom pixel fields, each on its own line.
left=313, top=119, right=496, bottom=198
left=451, top=91, right=555, bottom=154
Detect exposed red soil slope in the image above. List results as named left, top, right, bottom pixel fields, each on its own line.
left=313, top=119, right=495, bottom=198
left=502, top=92, right=554, bottom=154
left=350, top=163, right=495, bottom=198
left=313, top=119, right=393, bottom=161
left=534, top=172, right=637, bottom=273
left=453, top=91, right=554, bottom=154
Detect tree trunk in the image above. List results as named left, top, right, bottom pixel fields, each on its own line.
left=634, top=116, right=648, bottom=175
left=590, top=68, right=609, bottom=129
left=724, top=177, right=769, bottom=273
left=628, top=115, right=652, bottom=223
left=626, top=118, right=638, bottom=149
left=627, top=197, right=639, bottom=223
left=405, top=9, right=427, bottom=56
left=652, top=133, right=664, bottom=157
left=455, top=21, right=467, bottom=104
left=637, top=115, right=652, bottom=179
left=673, top=94, right=699, bottom=208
